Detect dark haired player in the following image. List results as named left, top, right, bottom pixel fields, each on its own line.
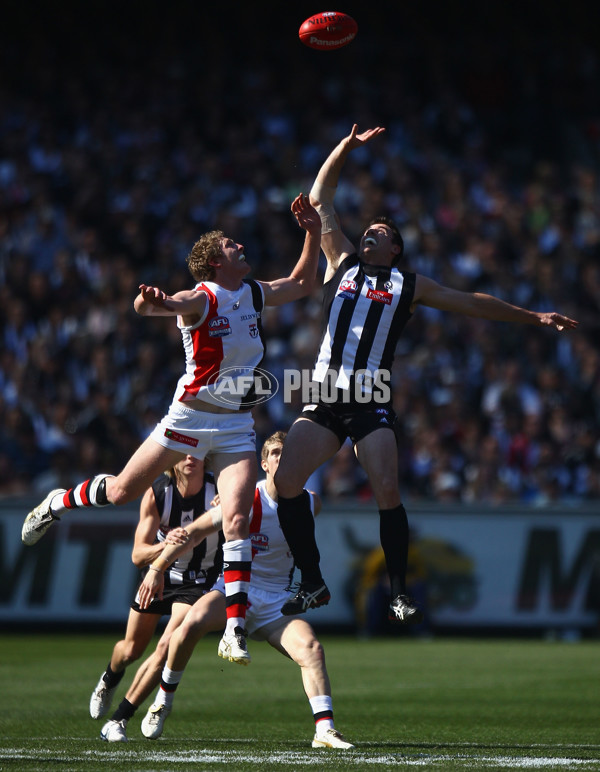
left=275, top=124, right=578, bottom=624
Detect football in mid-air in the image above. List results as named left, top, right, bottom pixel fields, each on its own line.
left=298, top=11, right=358, bottom=51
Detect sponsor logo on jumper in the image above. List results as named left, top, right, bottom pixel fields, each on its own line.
left=241, top=312, right=259, bottom=321
left=384, top=280, right=393, bottom=292
left=208, top=316, right=232, bottom=337
left=233, top=301, right=240, bottom=310
left=367, top=288, right=392, bottom=305
left=165, top=429, right=199, bottom=447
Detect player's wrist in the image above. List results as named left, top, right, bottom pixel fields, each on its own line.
left=149, top=556, right=169, bottom=573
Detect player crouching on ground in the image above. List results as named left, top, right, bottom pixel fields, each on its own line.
left=114, top=432, right=354, bottom=750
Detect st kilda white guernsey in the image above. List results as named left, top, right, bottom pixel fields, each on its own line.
left=312, top=255, right=416, bottom=404
left=174, top=279, right=265, bottom=409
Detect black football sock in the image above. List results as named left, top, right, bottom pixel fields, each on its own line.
left=103, top=662, right=125, bottom=690
left=379, top=504, right=409, bottom=598
left=277, top=491, right=324, bottom=585
left=111, top=698, right=137, bottom=722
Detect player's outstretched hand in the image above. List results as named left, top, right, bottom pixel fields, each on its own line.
left=291, top=193, right=321, bottom=235
left=138, top=284, right=174, bottom=310
left=538, top=312, right=579, bottom=332
left=345, top=123, right=385, bottom=151
left=138, top=568, right=165, bottom=609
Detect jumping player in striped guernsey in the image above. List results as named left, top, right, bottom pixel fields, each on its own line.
left=274, top=124, right=579, bottom=625
left=22, top=193, right=322, bottom=666
left=117, top=432, right=354, bottom=750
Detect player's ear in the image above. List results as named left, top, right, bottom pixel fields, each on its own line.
left=261, top=459, right=268, bottom=472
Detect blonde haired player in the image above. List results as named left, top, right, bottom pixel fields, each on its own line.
left=22, top=194, right=321, bottom=665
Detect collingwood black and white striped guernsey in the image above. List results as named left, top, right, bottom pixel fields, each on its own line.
left=312, top=254, right=416, bottom=404
left=151, top=472, right=224, bottom=589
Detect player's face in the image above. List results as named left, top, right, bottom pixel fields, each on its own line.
left=176, top=455, right=204, bottom=479
left=261, top=443, right=283, bottom=479
left=218, top=237, right=251, bottom=278
left=359, top=224, right=399, bottom=264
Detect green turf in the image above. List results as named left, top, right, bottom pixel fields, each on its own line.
left=0, top=633, right=599, bottom=771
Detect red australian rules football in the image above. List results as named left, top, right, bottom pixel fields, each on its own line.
left=298, top=11, right=358, bottom=51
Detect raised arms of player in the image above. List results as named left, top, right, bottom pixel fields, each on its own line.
left=133, top=284, right=208, bottom=330
left=137, top=506, right=223, bottom=609
left=258, top=193, right=322, bottom=307
left=309, top=124, right=386, bottom=279
left=413, top=274, right=579, bottom=331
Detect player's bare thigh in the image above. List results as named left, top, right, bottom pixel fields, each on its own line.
left=108, top=437, right=188, bottom=505
left=275, top=418, right=340, bottom=497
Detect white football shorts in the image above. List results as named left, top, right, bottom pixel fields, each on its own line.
left=150, top=402, right=256, bottom=458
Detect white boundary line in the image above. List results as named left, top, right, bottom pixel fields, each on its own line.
left=2, top=747, right=600, bottom=769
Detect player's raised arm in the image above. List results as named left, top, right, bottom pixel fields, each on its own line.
left=310, top=124, right=386, bottom=276
left=134, top=285, right=208, bottom=318
left=259, top=193, right=322, bottom=307
left=413, top=274, right=579, bottom=331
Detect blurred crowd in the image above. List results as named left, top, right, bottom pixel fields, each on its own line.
left=1, top=3, right=599, bottom=504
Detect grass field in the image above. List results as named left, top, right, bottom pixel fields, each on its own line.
left=0, top=632, right=599, bottom=771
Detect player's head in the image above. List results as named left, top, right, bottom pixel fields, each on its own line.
left=187, top=230, right=223, bottom=281
left=359, top=216, right=404, bottom=266
left=260, top=430, right=287, bottom=475
left=166, top=455, right=205, bottom=485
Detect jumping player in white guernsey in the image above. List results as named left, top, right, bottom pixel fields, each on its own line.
left=122, top=432, right=354, bottom=750
left=22, top=193, right=322, bottom=668
left=274, top=124, right=579, bottom=625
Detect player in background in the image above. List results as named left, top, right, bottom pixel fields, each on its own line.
left=89, top=455, right=222, bottom=726
left=101, top=432, right=354, bottom=750
left=274, top=124, right=579, bottom=625
left=22, top=193, right=321, bottom=665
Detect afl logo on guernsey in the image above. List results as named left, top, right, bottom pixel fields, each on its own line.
left=251, top=533, right=269, bottom=553
left=338, top=279, right=358, bottom=299
left=208, top=316, right=232, bottom=337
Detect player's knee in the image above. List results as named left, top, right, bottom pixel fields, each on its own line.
left=107, top=479, right=133, bottom=507
left=120, top=642, right=144, bottom=666
left=273, top=467, right=302, bottom=498
left=373, top=478, right=400, bottom=509
left=299, top=637, right=325, bottom=668
left=179, top=616, right=205, bottom=643
left=154, top=637, right=170, bottom=661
